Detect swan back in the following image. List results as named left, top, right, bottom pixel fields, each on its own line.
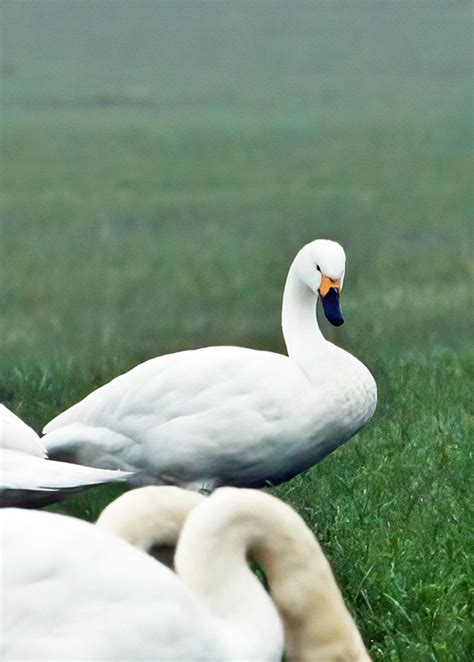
left=1, top=508, right=230, bottom=660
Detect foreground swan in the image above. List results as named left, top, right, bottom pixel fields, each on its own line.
left=0, top=404, right=131, bottom=507
left=43, top=240, right=377, bottom=489
left=1, top=487, right=369, bottom=661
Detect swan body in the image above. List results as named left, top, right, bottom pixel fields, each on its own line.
left=43, top=240, right=377, bottom=489
left=0, top=405, right=132, bottom=507
left=1, top=486, right=369, bottom=661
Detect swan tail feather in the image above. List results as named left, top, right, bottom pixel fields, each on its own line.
left=43, top=424, right=137, bottom=474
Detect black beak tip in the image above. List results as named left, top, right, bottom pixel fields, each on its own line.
left=320, top=288, right=345, bottom=327
left=331, top=315, right=345, bottom=327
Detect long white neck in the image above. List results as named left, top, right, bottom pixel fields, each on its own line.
left=175, top=496, right=284, bottom=657
left=256, top=512, right=370, bottom=661
left=281, top=260, right=328, bottom=371
left=176, top=488, right=369, bottom=661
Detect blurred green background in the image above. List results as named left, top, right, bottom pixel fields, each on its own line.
left=1, top=2, right=472, bottom=660
left=2, top=1, right=471, bottom=365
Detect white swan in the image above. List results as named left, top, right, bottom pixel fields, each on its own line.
left=43, top=240, right=377, bottom=490
left=1, top=486, right=370, bottom=661
left=0, top=404, right=132, bottom=507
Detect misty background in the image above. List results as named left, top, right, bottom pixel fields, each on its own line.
left=2, top=1, right=471, bottom=368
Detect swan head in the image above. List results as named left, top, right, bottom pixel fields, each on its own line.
left=297, top=240, right=346, bottom=327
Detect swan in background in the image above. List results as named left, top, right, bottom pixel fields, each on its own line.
left=1, top=486, right=370, bottom=661
left=0, top=404, right=132, bottom=507
left=43, top=239, right=377, bottom=490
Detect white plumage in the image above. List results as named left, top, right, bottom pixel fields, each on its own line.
left=1, top=487, right=369, bottom=661
left=0, top=404, right=132, bottom=507
left=43, top=240, right=377, bottom=490
left=1, top=507, right=258, bottom=661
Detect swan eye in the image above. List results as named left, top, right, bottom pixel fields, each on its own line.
left=316, top=265, right=321, bottom=273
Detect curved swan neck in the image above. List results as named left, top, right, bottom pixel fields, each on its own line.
left=260, top=532, right=369, bottom=661
left=96, top=486, right=204, bottom=568
left=176, top=521, right=282, bottom=647
left=177, top=488, right=369, bottom=661
left=282, top=259, right=327, bottom=368
left=175, top=495, right=284, bottom=654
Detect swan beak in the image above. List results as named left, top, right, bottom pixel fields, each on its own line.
left=319, top=276, right=342, bottom=297
left=319, top=277, right=344, bottom=327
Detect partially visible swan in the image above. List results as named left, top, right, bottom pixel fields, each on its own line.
left=43, top=240, right=377, bottom=490
left=1, top=486, right=369, bottom=661
left=0, top=404, right=132, bottom=507
left=1, top=499, right=283, bottom=660
left=96, top=485, right=204, bottom=568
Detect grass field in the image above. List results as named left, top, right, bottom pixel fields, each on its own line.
left=1, top=2, right=472, bottom=660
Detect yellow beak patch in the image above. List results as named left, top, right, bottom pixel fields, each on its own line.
left=319, top=276, right=342, bottom=297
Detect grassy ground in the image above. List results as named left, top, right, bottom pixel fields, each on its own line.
left=1, top=2, right=472, bottom=660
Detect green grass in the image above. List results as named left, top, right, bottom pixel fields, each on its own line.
left=1, top=2, right=472, bottom=660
